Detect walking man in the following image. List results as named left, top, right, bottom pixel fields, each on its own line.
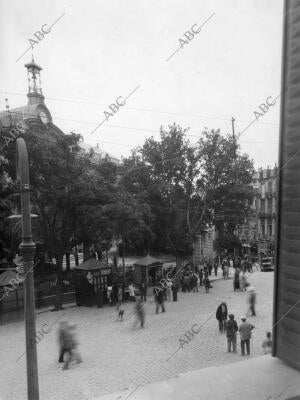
left=247, top=287, right=257, bottom=316
left=140, top=281, right=147, bottom=302
left=199, top=268, right=203, bottom=286
left=128, top=283, right=136, bottom=302
left=239, top=316, right=255, bottom=356
left=155, top=287, right=165, bottom=313
left=226, top=314, right=238, bottom=352
left=216, top=301, right=228, bottom=333
left=214, top=262, right=218, bottom=277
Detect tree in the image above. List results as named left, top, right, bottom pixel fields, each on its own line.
left=120, top=125, right=255, bottom=265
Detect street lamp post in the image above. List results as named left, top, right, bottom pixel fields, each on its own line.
left=16, top=137, right=39, bottom=400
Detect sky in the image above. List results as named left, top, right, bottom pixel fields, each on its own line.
left=0, top=0, right=283, bottom=168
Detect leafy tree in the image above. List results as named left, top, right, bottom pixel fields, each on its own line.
left=121, top=125, right=255, bottom=265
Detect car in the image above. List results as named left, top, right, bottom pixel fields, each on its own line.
left=260, top=257, right=274, bottom=271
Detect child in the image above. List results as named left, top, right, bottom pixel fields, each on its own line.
left=262, top=332, right=272, bottom=354
left=117, top=301, right=124, bottom=321
left=134, top=299, right=145, bottom=328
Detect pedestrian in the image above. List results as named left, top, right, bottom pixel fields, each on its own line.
left=208, top=261, right=213, bottom=276
left=166, top=279, right=172, bottom=301
left=172, top=281, right=178, bottom=301
left=239, top=270, right=247, bottom=291
left=68, top=324, right=82, bottom=364
left=61, top=324, right=82, bottom=370
left=117, top=286, right=123, bottom=303
left=155, top=286, right=165, bottom=313
left=223, top=264, right=229, bottom=279
left=262, top=332, right=272, bottom=354
left=134, top=299, right=145, bottom=328
left=247, top=286, right=257, bottom=316
left=199, top=268, right=203, bottom=286
left=58, top=321, right=68, bottom=363
left=239, top=316, right=255, bottom=356
left=204, top=276, right=211, bottom=293
left=214, top=262, right=218, bottom=277
left=140, top=281, right=147, bottom=302
left=111, top=283, right=118, bottom=306
left=216, top=301, right=228, bottom=333
left=128, top=283, right=136, bottom=302
left=233, top=268, right=240, bottom=291
left=226, top=314, right=238, bottom=352
left=117, top=301, right=125, bottom=321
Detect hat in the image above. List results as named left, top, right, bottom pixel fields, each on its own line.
left=241, top=316, right=246, bottom=321
left=229, top=314, right=234, bottom=319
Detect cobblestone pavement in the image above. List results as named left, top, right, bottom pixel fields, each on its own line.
left=0, top=270, right=274, bottom=400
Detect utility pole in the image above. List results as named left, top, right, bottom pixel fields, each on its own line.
left=17, top=137, right=39, bottom=400
left=231, top=117, right=236, bottom=158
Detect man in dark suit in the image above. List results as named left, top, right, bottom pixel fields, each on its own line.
left=216, top=301, right=228, bottom=333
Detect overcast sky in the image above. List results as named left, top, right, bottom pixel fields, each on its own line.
left=0, top=0, right=283, bottom=168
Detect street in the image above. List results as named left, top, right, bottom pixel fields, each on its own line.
left=0, top=270, right=273, bottom=400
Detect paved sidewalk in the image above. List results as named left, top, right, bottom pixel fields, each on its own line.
left=0, top=270, right=272, bottom=400
left=98, top=356, right=300, bottom=400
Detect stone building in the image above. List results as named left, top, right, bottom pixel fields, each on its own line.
left=193, top=226, right=216, bottom=266
left=235, top=165, right=278, bottom=256
left=0, top=58, right=119, bottom=165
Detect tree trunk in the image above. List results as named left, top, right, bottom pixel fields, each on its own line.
left=176, top=255, right=182, bottom=274
left=53, top=254, right=64, bottom=311
left=66, top=252, right=70, bottom=273
left=122, top=239, right=125, bottom=296
left=83, top=242, right=90, bottom=261
left=74, top=245, right=79, bottom=266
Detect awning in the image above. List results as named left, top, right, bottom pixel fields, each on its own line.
left=134, top=254, right=162, bottom=267
left=75, top=258, right=107, bottom=271
left=0, top=270, right=20, bottom=287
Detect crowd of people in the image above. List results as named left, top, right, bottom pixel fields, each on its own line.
left=216, top=301, right=272, bottom=356
left=56, top=253, right=270, bottom=369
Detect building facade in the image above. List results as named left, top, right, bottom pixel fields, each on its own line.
left=235, top=166, right=278, bottom=256
left=194, top=226, right=216, bottom=266
left=0, top=58, right=119, bottom=165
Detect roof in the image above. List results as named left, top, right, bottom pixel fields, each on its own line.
left=75, top=257, right=108, bottom=271
left=0, top=104, right=52, bottom=127
left=0, top=270, right=20, bottom=287
left=80, top=141, right=120, bottom=164
left=134, top=254, right=162, bottom=267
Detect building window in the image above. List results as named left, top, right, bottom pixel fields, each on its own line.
left=268, top=224, right=272, bottom=236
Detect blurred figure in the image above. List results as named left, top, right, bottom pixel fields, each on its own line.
left=247, top=286, right=257, bottom=316
left=116, top=301, right=125, bottom=321
left=68, top=324, right=82, bottom=364
left=117, top=286, right=123, bottom=303
left=199, top=268, right=204, bottom=286
left=60, top=323, right=82, bottom=370
left=172, top=281, right=178, bottom=301
left=128, top=283, right=136, bottom=302
left=58, top=321, right=68, bottom=363
left=214, top=262, right=218, bottom=277
left=204, top=276, right=211, bottom=293
left=223, top=264, right=229, bottom=279
left=166, top=279, right=172, bottom=300
left=239, top=271, right=247, bottom=291
left=233, top=268, right=240, bottom=291
left=140, top=281, right=147, bottom=302
left=155, top=287, right=165, bottom=313
left=262, top=332, right=272, bottom=354
left=134, top=299, right=145, bottom=328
